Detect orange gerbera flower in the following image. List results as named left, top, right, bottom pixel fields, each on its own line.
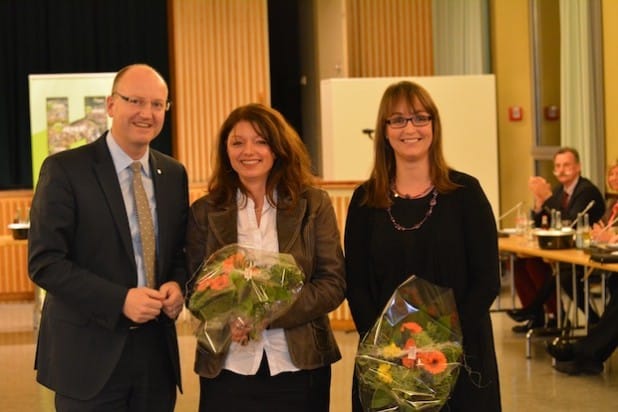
left=401, top=338, right=417, bottom=368
left=210, top=274, right=231, bottom=291
left=401, top=357, right=415, bottom=368
left=400, top=321, right=423, bottom=334
left=196, top=273, right=231, bottom=292
left=221, top=252, right=245, bottom=275
left=418, top=350, right=448, bottom=374
left=196, top=276, right=211, bottom=292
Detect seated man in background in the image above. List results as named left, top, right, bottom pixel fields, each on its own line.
left=508, top=147, right=606, bottom=333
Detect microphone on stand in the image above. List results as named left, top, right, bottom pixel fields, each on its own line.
left=362, top=128, right=374, bottom=140
left=498, top=201, right=524, bottom=221
left=497, top=201, right=526, bottom=237
left=576, top=200, right=595, bottom=219
left=567, top=200, right=596, bottom=229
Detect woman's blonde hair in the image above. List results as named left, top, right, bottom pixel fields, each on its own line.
left=607, top=159, right=618, bottom=193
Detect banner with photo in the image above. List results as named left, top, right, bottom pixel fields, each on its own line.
left=28, top=72, right=115, bottom=186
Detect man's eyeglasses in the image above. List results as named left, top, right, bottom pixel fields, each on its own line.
left=385, top=114, right=432, bottom=129
left=114, top=92, right=171, bottom=112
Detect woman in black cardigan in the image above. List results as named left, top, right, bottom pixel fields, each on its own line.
left=345, top=80, right=501, bottom=411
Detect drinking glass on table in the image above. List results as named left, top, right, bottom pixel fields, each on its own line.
left=515, top=208, right=528, bottom=235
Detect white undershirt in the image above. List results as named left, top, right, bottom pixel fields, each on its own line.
left=222, top=191, right=299, bottom=376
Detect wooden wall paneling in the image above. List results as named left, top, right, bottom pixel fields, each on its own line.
left=326, top=192, right=355, bottom=330
left=0, top=191, right=33, bottom=237
left=170, top=0, right=270, bottom=185
left=346, top=0, right=433, bottom=77
left=0, top=239, right=33, bottom=301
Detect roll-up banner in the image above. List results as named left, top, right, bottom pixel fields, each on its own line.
left=28, top=73, right=115, bottom=186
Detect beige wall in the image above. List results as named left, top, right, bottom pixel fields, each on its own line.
left=490, top=0, right=534, bottom=225
left=346, top=0, right=433, bottom=77
left=490, top=0, right=616, bottom=214
left=536, top=0, right=561, bottom=147
left=603, top=0, right=618, bottom=166
left=316, top=0, right=348, bottom=79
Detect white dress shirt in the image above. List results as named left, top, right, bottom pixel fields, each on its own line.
left=222, top=191, right=299, bottom=376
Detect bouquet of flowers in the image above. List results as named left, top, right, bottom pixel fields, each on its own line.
left=355, top=275, right=463, bottom=411
left=188, top=244, right=305, bottom=354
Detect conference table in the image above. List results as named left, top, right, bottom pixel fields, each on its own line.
left=498, top=234, right=618, bottom=357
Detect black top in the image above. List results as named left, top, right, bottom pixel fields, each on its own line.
left=345, top=170, right=501, bottom=411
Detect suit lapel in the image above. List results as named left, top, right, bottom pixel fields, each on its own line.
left=151, top=153, right=166, bottom=282
left=208, top=206, right=238, bottom=248
left=92, top=137, right=134, bottom=263
left=277, top=198, right=306, bottom=253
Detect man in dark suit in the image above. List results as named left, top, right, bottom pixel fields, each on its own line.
left=508, top=147, right=605, bottom=332
left=528, top=147, right=605, bottom=228
left=28, top=64, right=188, bottom=411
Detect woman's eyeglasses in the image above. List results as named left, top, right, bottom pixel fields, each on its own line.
left=385, top=114, right=432, bottom=129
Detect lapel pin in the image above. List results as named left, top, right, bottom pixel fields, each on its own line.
left=157, top=169, right=162, bottom=175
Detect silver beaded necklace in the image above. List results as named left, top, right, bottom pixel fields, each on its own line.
left=386, top=188, right=438, bottom=231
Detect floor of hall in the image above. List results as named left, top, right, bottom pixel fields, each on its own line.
left=1, top=289, right=617, bottom=412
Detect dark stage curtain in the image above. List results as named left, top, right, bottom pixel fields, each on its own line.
left=0, top=0, right=171, bottom=189
left=267, top=0, right=302, bottom=139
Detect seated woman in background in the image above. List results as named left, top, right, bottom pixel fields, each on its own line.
left=591, top=160, right=618, bottom=243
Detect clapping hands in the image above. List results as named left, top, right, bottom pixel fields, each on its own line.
left=529, top=176, right=552, bottom=211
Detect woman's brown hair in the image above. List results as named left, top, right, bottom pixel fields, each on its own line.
left=207, top=103, right=316, bottom=209
left=362, top=81, right=458, bottom=208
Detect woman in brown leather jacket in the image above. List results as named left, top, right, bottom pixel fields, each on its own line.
left=185, top=103, right=346, bottom=412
